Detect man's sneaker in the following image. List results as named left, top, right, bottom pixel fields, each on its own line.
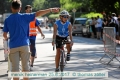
left=55, top=68, right=59, bottom=72
left=67, top=54, right=70, bottom=61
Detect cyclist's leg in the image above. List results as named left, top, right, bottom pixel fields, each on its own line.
left=55, top=36, right=62, bottom=71
left=30, top=39, right=36, bottom=67
left=55, top=48, right=60, bottom=71
left=66, top=43, right=71, bottom=61
left=66, top=36, right=71, bottom=61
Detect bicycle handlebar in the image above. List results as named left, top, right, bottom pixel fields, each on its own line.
left=53, top=39, right=73, bottom=51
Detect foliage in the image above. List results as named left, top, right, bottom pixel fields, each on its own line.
left=49, top=13, right=59, bottom=18
left=80, top=12, right=103, bottom=18
left=0, top=0, right=120, bottom=16
left=114, top=2, right=120, bottom=14
left=60, top=0, right=82, bottom=11
left=91, top=0, right=120, bottom=14
left=32, top=0, right=45, bottom=11
left=32, top=0, right=60, bottom=11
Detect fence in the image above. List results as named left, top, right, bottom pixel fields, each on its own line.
left=99, top=27, right=120, bottom=66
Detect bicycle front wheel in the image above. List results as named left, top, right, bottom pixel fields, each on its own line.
left=60, top=50, right=64, bottom=72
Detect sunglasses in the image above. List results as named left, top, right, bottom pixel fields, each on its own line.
left=62, top=16, right=69, bottom=18
left=27, top=8, right=32, bottom=11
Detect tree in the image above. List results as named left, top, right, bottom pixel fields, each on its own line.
left=32, top=0, right=45, bottom=11
left=0, top=0, right=33, bottom=14
left=32, top=0, right=60, bottom=11
left=91, top=0, right=120, bottom=15
left=0, top=0, right=12, bottom=14
left=0, top=0, right=6, bottom=14
left=60, top=0, right=82, bottom=11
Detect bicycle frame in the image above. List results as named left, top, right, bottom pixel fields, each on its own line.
left=60, top=44, right=67, bottom=72
left=53, top=40, right=69, bottom=72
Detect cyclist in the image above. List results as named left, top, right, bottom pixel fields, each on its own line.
left=25, top=5, right=45, bottom=68
left=52, top=10, right=73, bottom=72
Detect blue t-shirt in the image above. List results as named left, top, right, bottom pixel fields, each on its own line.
left=29, top=19, right=40, bottom=40
left=55, top=20, right=70, bottom=37
left=3, top=12, right=35, bottom=49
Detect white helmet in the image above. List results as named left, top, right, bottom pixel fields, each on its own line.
left=60, top=10, right=69, bottom=16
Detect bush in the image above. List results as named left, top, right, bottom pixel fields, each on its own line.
left=80, top=12, right=103, bottom=18
left=49, top=13, right=59, bottom=18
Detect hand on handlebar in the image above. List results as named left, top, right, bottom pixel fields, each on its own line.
left=52, top=41, right=55, bottom=51
left=52, top=41, right=55, bottom=46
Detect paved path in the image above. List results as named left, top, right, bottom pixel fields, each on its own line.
left=0, top=28, right=120, bottom=80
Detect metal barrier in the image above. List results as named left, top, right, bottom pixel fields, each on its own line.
left=99, top=27, right=120, bottom=65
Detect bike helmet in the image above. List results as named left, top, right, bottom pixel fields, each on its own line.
left=59, top=10, right=69, bottom=16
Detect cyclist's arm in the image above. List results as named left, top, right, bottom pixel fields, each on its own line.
left=52, top=24, right=57, bottom=42
left=68, top=24, right=73, bottom=42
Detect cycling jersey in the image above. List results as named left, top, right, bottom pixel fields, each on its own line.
left=55, top=20, right=71, bottom=37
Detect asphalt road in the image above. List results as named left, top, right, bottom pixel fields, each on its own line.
left=0, top=28, right=120, bottom=80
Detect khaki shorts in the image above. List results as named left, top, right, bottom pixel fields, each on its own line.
left=9, top=46, right=30, bottom=71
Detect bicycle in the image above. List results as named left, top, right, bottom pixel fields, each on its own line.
left=53, top=39, right=71, bottom=72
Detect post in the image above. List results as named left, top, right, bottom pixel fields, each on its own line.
left=73, top=12, right=75, bottom=23
left=72, top=8, right=76, bottom=24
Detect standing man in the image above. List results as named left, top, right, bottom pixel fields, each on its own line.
left=69, top=15, right=74, bottom=26
left=111, top=13, right=119, bottom=39
left=25, top=5, right=45, bottom=68
left=3, top=0, right=59, bottom=80
left=96, top=16, right=102, bottom=40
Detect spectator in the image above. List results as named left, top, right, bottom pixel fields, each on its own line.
left=90, top=17, right=96, bottom=38
left=96, top=16, right=102, bottom=40
left=69, top=15, right=74, bottom=25
left=102, top=16, right=108, bottom=27
left=48, top=20, right=53, bottom=31
left=2, top=0, right=59, bottom=80
left=108, top=13, right=119, bottom=39
left=107, top=15, right=112, bottom=26
left=25, top=5, right=45, bottom=69
left=94, top=17, right=98, bottom=38
left=112, top=13, right=119, bottom=39
left=101, top=16, right=108, bottom=38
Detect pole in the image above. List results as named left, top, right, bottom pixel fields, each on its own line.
left=73, top=12, right=75, bottom=24
left=72, top=8, right=76, bottom=24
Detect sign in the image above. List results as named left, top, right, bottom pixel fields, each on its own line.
left=72, top=9, right=76, bottom=13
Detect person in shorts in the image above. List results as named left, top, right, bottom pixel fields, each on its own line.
left=96, top=16, right=102, bottom=39
left=52, top=10, right=73, bottom=72
left=25, top=5, right=45, bottom=68
left=3, top=0, right=59, bottom=80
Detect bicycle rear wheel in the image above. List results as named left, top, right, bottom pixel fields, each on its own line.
left=60, top=50, right=64, bottom=72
